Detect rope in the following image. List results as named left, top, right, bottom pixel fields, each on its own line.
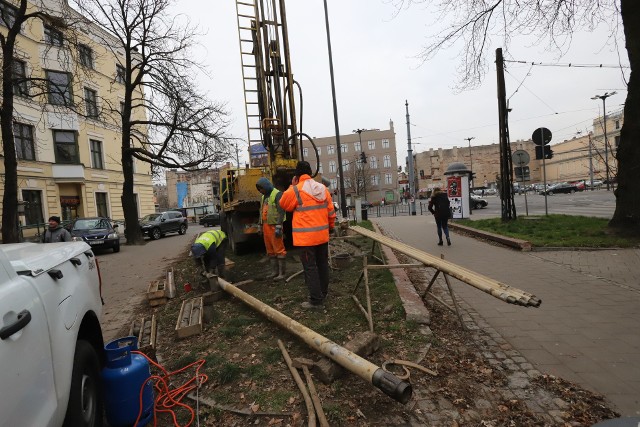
left=133, top=351, right=209, bottom=427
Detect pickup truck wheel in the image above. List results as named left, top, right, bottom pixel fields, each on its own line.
left=63, top=340, right=103, bottom=427
left=178, top=224, right=187, bottom=235
left=151, top=228, right=161, bottom=240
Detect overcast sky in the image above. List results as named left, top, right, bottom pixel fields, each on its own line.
left=174, top=0, right=629, bottom=170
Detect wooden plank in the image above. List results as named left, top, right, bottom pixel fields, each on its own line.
left=149, top=297, right=167, bottom=307
left=147, top=280, right=166, bottom=300
left=175, top=297, right=203, bottom=339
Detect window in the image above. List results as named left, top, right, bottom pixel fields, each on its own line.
left=13, top=122, right=35, bottom=160
left=317, top=146, right=321, bottom=156
left=344, top=178, right=351, bottom=188
left=303, top=147, right=308, bottom=157
left=318, top=163, right=323, bottom=174
left=342, top=160, right=349, bottom=172
left=385, top=173, right=392, bottom=185
left=354, top=141, right=361, bottom=152
left=78, top=44, right=93, bottom=68
left=46, top=70, right=73, bottom=105
left=341, top=144, right=348, bottom=153
left=21, top=190, right=44, bottom=225
left=371, top=174, right=379, bottom=186
left=327, top=145, right=335, bottom=155
left=0, top=1, right=17, bottom=27
left=44, top=25, right=63, bottom=46
left=330, top=178, right=337, bottom=189
left=382, top=139, right=390, bottom=149
left=95, top=192, right=109, bottom=218
left=115, top=64, right=125, bottom=84
left=615, top=120, right=620, bottom=130
left=369, top=156, right=378, bottom=169
left=12, top=60, right=28, bottom=97
left=329, top=160, right=336, bottom=173
left=53, top=130, right=79, bottom=163
left=84, top=88, right=98, bottom=118
left=90, top=139, right=103, bottom=169
left=383, top=154, right=391, bottom=168
left=368, top=140, right=375, bottom=150
left=615, top=135, right=620, bottom=148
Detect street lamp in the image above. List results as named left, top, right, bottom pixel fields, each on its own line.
left=591, top=91, right=616, bottom=191
left=464, top=137, right=475, bottom=213
left=353, top=129, right=368, bottom=201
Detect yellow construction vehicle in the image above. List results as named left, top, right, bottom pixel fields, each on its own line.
left=221, top=0, right=319, bottom=253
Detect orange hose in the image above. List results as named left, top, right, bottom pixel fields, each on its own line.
left=132, top=351, right=208, bottom=427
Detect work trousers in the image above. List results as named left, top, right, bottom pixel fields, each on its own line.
left=262, top=224, right=286, bottom=257
left=200, top=239, right=228, bottom=273
left=300, top=243, right=329, bottom=305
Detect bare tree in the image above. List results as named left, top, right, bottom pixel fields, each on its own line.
left=1, top=0, right=95, bottom=243
left=344, top=155, right=373, bottom=200
left=75, top=0, right=233, bottom=244
left=395, top=0, right=640, bottom=233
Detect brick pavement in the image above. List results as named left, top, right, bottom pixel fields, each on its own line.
left=374, top=215, right=640, bottom=417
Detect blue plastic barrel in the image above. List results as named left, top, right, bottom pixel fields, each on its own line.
left=102, top=337, right=154, bottom=427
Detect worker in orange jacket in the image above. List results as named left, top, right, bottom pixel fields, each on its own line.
left=256, top=177, right=287, bottom=280
left=280, top=161, right=336, bottom=309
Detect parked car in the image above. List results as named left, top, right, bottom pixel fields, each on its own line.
left=541, top=182, right=581, bottom=195
left=199, top=213, right=220, bottom=227
left=0, top=241, right=104, bottom=426
left=140, top=211, right=188, bottom=240
left=585, top=179, right=604, bottom=188
left=349, top=200, right=373, bottom=209
left=470, top=194, right=488, bottom=209
left=569, top=180, right=586, bottom=191
left=67, top=217, right=120, bottom=252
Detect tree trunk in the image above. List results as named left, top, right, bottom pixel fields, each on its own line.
left=610, top=0, right=640, bottom=234
left=1, top=41, right=20, bottom=243
left=121, top=138, right=144, bottom=244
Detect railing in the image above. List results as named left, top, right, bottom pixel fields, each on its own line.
left=366, top=202, right=431, bottom=218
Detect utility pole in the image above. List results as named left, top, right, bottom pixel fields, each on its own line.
left=322, top=0, right=347, bottom=217
left=495, top=48, right=516, bottom=221
left=405, top=101, right=416, bottom=216
left=588, top=133, right=594, bottom=191
left=235, top=141, right=240, bottom=168
left=591, top=92, right=616, bottom=191
left=464, top=136, right=475, bottom=214
left=354, top=129, right=367, bottom=201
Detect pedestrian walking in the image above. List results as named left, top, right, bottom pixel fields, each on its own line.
left=256, top=177, right=287, bottom=280
left=42, top=216, right=72, bottom=243
left=427, top=188, right=452, bottom=246
left=191, top=229, right=228, bottom=277
left=280, top=161, right=336, bottom=309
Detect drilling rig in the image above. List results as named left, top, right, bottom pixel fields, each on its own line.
left=220, top=0, right=309, bottom=254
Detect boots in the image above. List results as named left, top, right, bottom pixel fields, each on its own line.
left=216, top=265, right=225, bottom=279
left=273, top=256, right=286, bottom=281
left=437, top=240, right=443, bottom=246
left=447, top=237, right=451, bottom=246
left=266, top=257, right=278, bottom=279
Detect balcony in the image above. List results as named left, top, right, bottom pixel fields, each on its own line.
left=52, top=164, right=85, bottom=182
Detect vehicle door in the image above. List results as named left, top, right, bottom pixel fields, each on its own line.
left=0, top=264, right=57, bottom=427
left=159, top=212, right=171, bottom=234
left=168, top=212, right=180, bottom=232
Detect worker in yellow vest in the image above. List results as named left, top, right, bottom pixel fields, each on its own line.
left=256, top=177, right=287, bottom=280
left=191, top=229, right=227, bottom=277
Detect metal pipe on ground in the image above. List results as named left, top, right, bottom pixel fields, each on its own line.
left=215, top=277, right=412, bottom=404
left=350, top=226, right=541, bottom=307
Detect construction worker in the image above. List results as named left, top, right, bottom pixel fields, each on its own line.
left=256, top=177, right=287, bottom=280
left=191, top=229, right=227, bottom=277
left=280, top=161, right=336, bottom=309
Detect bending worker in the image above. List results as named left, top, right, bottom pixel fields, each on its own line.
left=256, top=177, right=287, bottom=280
left=191, top=229, right=227, bottom=278
left=280, top=161, right=336, bottom=309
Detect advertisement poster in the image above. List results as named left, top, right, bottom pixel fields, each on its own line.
left=447, top=176, right=463, bottom=219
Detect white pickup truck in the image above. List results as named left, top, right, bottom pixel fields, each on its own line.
left=0, top=242, right=105, bottom=427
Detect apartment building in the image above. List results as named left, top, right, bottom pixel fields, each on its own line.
left=0, top=0, right=154, bottom=236
left=306, top=121, right=399, bottom=204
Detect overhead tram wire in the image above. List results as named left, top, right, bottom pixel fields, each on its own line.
left=504, top=60, right=630, bottom=69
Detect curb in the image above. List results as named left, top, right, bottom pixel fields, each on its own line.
left=449, top=222, right=532, bottom=251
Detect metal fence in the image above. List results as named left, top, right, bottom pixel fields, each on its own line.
left=364, top=202, right=431, bottom=218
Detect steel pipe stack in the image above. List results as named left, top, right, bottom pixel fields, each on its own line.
left=350, top=226, right=541, bottom=308
left=215, top=277, right=413, bottom=404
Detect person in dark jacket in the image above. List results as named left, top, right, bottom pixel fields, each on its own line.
left=427, top=188, right=451, bottom=246
left=42, top=216, right=72, bottom=243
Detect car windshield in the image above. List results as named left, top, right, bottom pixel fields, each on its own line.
left=142, top=214, right=161, bottom=221
left=73, top=219, right=107, bottom=230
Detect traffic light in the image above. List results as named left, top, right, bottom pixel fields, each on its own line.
left=360, top=152, right=367, bottom=163
left=535, top=145, right=553, bottom=160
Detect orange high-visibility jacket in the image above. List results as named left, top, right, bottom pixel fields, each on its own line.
left=279, top=174, right=336, bottom=246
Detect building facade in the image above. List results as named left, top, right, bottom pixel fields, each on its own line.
left=307, top=121, right=399, bottom=204
left=1, top=0, right=154, bottom=238
left=165, top=167, right=226, bottom=210
left=412, top=110, right=622, bottom=193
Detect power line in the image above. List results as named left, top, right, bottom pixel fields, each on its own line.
left=504, top=60, right=630, bottom=69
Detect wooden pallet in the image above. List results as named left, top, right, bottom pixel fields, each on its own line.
left=147, top=280, right=166, bottom=299
left=129, top=315, right=157, bottom=356
left=175, top=297, right=203, bottom=339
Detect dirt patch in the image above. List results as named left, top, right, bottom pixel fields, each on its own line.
left=126, top=232, right=618, bottom=426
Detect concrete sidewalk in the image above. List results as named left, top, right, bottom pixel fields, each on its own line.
left=374, top=215, right=640, bottom=416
